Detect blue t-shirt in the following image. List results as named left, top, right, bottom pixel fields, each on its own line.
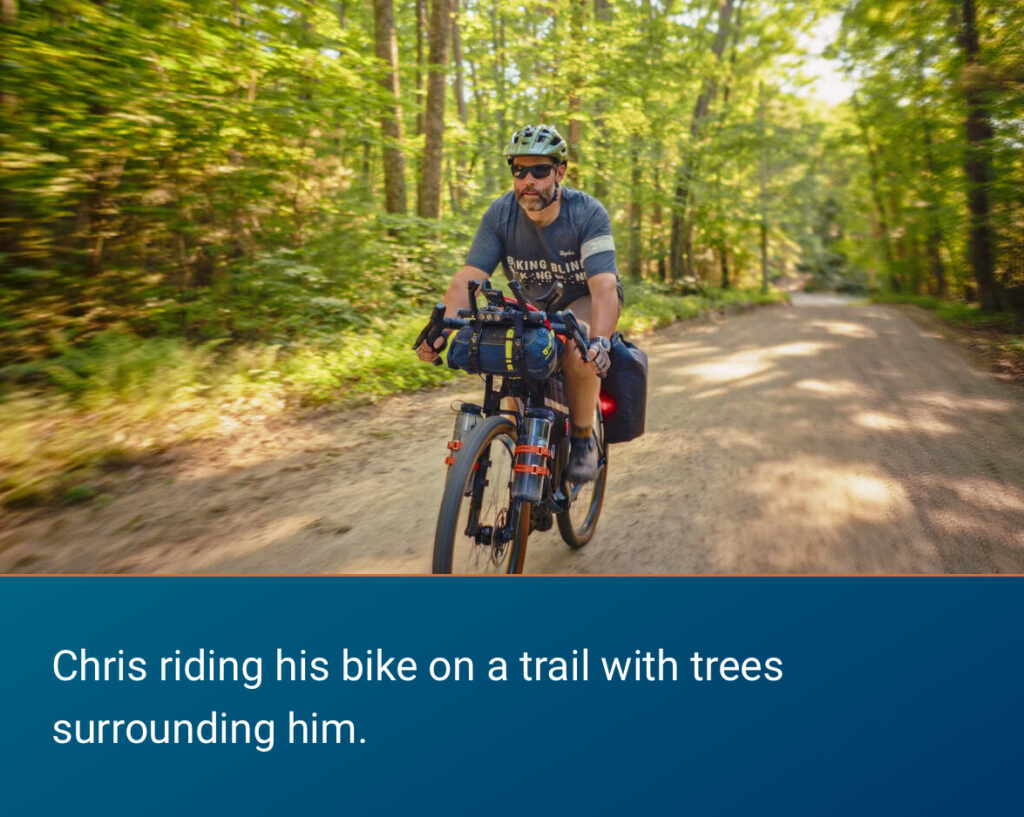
left=464, top=186, right=623, bottom=311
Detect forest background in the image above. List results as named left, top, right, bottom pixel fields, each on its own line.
left=1, top=0, right=1022, bottom=506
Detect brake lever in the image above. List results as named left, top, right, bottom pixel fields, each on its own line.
left=561, top=309, right=590, bottom=364
left=508, top=278, right=530, bottom=313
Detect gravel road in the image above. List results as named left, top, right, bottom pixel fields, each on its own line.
left=4, top=295, right=1023, bottom=574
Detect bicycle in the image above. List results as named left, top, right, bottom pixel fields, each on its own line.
left=414, top=278, right=608, bottom=574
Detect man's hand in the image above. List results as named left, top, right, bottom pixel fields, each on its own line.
left=586, top=336, right=612, bottom=377
left=415, top=265, right=488, bottom=365
left=416, top=332, right=448, bottom=364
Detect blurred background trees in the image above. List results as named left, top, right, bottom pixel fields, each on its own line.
left=2, top=0, right=1022, bottom=366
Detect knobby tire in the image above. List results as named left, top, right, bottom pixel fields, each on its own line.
left=432, top=415, right=529, bottom=574
left=556, top=405, right=608, bottom=549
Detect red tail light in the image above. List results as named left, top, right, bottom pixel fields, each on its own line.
left=599, top=392, right=616, bottom=417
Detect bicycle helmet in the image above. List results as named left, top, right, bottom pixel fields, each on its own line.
left=505, top=124, right=569, bottom=165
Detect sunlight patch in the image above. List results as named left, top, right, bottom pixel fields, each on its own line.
left=796, top=379, right=863, bottom=397
left=682, top=356, right=769, bottom=383
left=681, top=342, right=831, bottom=385
left=855, top=411, right=906, bottom=432
left=854, top=410, right=957, bottom=435
left=913, top=393, right=1016, bottom=413
left=751, top=457, right=910, bottom=526
left=766, top=342, right=833, bottom=357
left=810, top=320, right=877, bottom=339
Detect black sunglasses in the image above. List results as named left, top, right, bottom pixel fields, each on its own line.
left=510, top=163, right=558, bottom=180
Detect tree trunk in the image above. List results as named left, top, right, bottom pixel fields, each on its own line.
left=652, top=160, right=667, bottom=281
left=957, top=0, right=999, bottom=310
left=372, top=0, right=408, bottom=215
left=669, top=0, right=735, bottom=281
left=467, top=54, right=497, bottom=195
left=0, top=0, right=18, bottom=262
left=629, top=138, right=642, bottom=280
left=567, top=0, right=586, bottom=188
left=1, top=0, right=18, bottom=105
left=590, top=0, right=613, bottom=200
left=489, top=2, right=507, bottom=148
left=452, top=0, right=467, bottom=126
left=759, top=81, right=768, bottom=293
left=450, top=0, right=467, bottom=212
left=416, top=0, right=428, bottom=138
left=852, top=93, right=898, bottom=291
left=915, top=49, right=946, bottom=298
left=418, top=0, right=452, bottom=220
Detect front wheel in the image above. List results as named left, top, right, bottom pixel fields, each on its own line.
left=557, top=404, right=608, bottom=549
left=432, top=415, right=529, bottom=574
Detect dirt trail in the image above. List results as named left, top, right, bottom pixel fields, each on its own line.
left=4, top=295, right=1024, bottom=574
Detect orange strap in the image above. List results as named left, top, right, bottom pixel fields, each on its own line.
left=444, top=439, right=463, bottom=466
left=444, top=456, right=480, bottom=469
left=514, top=464, right=550, bottom=476
left=514, top=444, right=552, bottom=457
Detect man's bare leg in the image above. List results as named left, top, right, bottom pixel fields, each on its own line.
left=561, top=295, right=617, bottom=428
left=561, top=295, right=620, bottom=480
left=562, top=337, right=599, bottom=430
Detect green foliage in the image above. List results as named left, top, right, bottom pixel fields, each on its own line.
left=0, top=285, right=781, bottom=507
left=833, top=0, right=1024, bottom=299
left=872, top=292, right=1020, bottom=331
left=621, top=283, right=787, bottom=334
left=1, top=0, right=388, bottom=358
left=1, top=331, right=223, bottom=408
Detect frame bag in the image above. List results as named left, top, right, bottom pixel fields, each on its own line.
left=600, top=332, right=648, bottom=444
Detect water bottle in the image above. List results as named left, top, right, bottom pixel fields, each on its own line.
left=512, top=408, right=554, bottom=502
left=445, top=403, right=482, bottom=467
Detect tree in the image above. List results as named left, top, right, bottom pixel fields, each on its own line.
left=956, top=0, right=999, bottom=310
left=419, top=0, right=452, bottom=219
left=373, top=0, right=409, bottom=216
left=670, top=0, right=735, bottom=281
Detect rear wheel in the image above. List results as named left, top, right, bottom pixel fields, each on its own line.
left=433, top=415, right=529, bottom=574
left=557, top=405, right=607, bottom=549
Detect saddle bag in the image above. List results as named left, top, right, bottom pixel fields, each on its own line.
left=447, top=322, right=561, bottom=381
left=600, top=332, right=648, bottom=444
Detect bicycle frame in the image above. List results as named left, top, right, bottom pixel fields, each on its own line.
left=422, top=278, right=607, bottom=570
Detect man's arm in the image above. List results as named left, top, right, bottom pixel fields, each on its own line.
left=416, top=265, right=490, bottom=362
left=443, top=265, right=490, bottom=318
left=583, top=272, right=620, bottom=374
left=586, top=272, right=620, bottom=340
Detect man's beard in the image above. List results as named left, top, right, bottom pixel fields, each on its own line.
left=516, top=185, right=557, bottom=212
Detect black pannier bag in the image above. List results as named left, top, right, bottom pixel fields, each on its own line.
left=600, top=332, right=648, bottom=444
left=447, top=323, right=561, bottom=381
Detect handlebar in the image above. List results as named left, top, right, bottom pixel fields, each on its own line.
left=413, top=284, right=592, bottom=367
left=441, top=309, right=589, bottom=351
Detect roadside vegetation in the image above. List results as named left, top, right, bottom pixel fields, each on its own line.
left=0, top=283, right=784, bottom=509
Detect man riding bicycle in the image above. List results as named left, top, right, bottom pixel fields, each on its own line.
left=416, top=123, right=623, bottom=482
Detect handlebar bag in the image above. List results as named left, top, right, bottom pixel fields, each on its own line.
left=600, top=332, right=648, bottom=444
left=447, top=323, right=560, bottom=381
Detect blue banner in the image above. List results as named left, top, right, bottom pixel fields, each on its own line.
left=2, top=578, right=1020, bottom=815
